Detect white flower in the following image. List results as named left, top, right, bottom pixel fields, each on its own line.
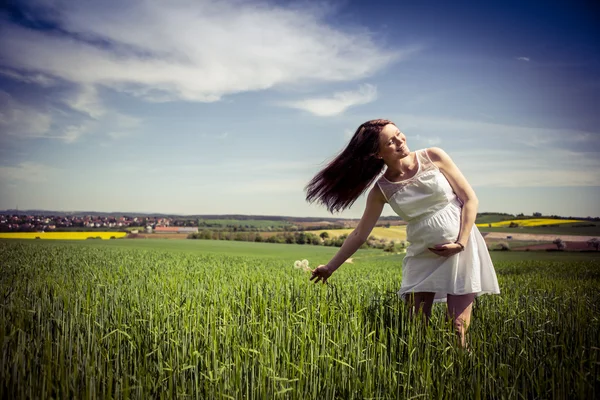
left=301, top=259, right=310, bottom=272
left=293, top=259, right=311, bottom=273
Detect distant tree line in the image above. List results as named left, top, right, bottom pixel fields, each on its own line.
left=187, top=230, right=406, bottom=252
left=194, top=222, right=348, bottom=232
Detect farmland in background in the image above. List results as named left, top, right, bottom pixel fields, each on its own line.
left=478, top=222, right=600, bottom=237
left=302, top=226, right=408, bottom=242
left=483, top=239, right=554, bottom=250
left=0, top=232, right=127, bottom=240
left=478, top=218, right=586, bottom=227
left=238, top=216, right=598, bottom=242
left=1, top=239, right=598, bottom=398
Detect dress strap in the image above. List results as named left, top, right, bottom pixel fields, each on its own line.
left=417, top=149, right=438, bottom=174
left=375, top=180, right=390, bottom=203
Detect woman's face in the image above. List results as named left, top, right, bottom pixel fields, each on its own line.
left=377, top=123, right=410, bottom=161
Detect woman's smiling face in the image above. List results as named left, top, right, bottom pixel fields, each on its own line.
left=377, top=123, right=410, bottom=161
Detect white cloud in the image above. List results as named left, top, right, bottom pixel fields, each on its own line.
left=395, top=113, right=598, bottom=150
left=0, top=88, right=141, bottom=143
left=391, top=113, right=600, bottom=188
left=60, top=122, right=95, bottom=143
left=453, top=149, right=599, bottom=188
left=0, top=0, right=413, bottom=103
left=0, top=88, right=140, bottom=143
left=517, top=57, right=530, bottom=61
left=0, top=68, right=55, bottom=86
left=106, top=114, right=142, bottom=139
left=413, top=134, right=441, bottom=146
left=283, top=84, right=378, bottom=116
left=129, top=158, right=321, bottom=176
left=0, top=162, right=60, bottom=183
left=65, top=85, right=105, bottom=119
left=0, top=91, right=52, bottom=138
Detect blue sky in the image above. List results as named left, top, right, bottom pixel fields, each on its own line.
left=0, top=0, right=599, bottom=218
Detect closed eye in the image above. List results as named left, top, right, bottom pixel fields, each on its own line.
left=388, top=132, right=402, bottom=144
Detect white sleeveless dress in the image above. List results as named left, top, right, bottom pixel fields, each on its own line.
left=376, top=149, right=500, bottom=303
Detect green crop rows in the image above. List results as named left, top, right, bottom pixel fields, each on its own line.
left=1, top=241, right=599, bottom=399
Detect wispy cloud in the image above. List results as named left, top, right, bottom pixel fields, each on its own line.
left=106, top=114, right=142, bottom=140
left=122, top=158, right=321, bottom=176
left=0, top=162, right=60, bottom=183
left=0, top=90, right=96, bottom=143
left=516, top=57, right=530, bottom=61
left=0, top=0, right=417, bottom=144
left=282, top=84, right=378, bottom=116
left=412, top=134, right=442, bottom=146
left=453, top=149, right=599, bottom=187
left=0, top=91, right=52, bottom=138
left=392, top=113, right=600, bottom=188
left=0, top=68, right=55, bottom=86
left=60, top=123, right=94, bottom=143
left=0, top=89, right=140, bottom=143
left=395, top=113, right=598, bottom=151
left=0, top=0, right=409, bottom=103
left=201, top=131, right=229, bottom=140
left=66, top=85, right=105, bottom=119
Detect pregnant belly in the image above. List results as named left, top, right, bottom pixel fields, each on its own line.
left=406, top=205, right=461, bottom=247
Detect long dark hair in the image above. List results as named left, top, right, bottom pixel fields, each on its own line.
left=305, top=119, right=393, bottom=213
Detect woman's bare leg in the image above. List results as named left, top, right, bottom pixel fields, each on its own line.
left=446, top=293, right=477, bottom=348
left=406, top=292, right=435, bottom=323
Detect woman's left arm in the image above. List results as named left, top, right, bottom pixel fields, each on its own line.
left=427, top=147, right=479, bottom=249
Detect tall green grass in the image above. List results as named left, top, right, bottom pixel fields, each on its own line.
left=1, top=242, right=598, bottom=399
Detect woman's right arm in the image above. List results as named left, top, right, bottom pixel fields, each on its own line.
left=310, top=185, right=386, bottom=284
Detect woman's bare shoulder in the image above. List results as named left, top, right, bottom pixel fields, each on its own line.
left=424, top=147, right=451, bottom=163
left=369, top=181, right=387, bottom=204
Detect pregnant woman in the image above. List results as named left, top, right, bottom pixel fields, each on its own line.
left=306, top=119, right=500, bottom=348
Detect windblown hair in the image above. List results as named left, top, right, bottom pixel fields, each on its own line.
left=305, top=119, right=394, bottom=213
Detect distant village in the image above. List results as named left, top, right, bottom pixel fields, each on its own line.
left=0, top=213, right=196, bottom=233
left=1, top=210, right=596, bottom=234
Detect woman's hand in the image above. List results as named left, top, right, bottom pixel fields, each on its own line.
left=310, top=264, right=334, bottom=284
left=428, top=243, right=464, bottom=257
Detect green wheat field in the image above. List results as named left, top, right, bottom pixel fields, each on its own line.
left=1, top=240, right=599, bottom=399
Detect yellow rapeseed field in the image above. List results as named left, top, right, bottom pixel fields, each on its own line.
left=310, top=226, right=407, bottom=241
left=0, top=232, right=127, bottom=240
left=476, top=219, right=585, bottom=228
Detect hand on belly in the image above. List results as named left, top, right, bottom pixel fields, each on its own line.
left=425, top=228, right=459, bottom=248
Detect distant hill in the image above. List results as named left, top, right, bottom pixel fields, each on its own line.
left=0, top=209, right=402, bottom=223
left=1, top=209, right=597, bottom=222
